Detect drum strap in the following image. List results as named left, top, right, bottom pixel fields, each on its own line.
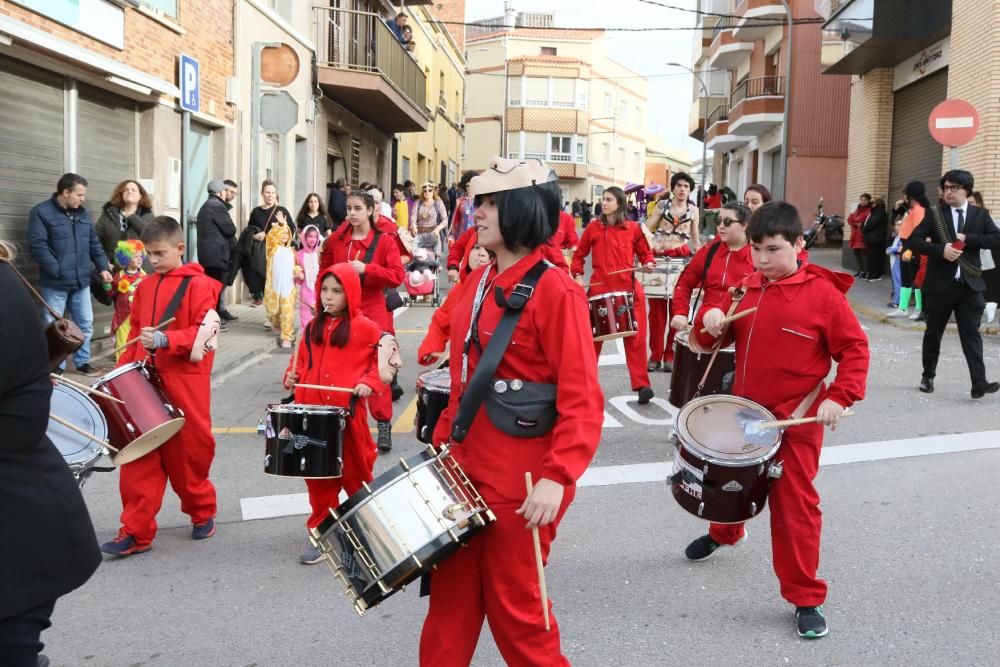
left=690, top=240, right=723, bottom=317
left=692, top=287, right=745, bottom=399
left=157, top=276, right=193, bottom=327
left=450, top=260, right=549, bottom=443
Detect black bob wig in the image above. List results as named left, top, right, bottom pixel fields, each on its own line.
left=474, top=174, right=561, bottom=251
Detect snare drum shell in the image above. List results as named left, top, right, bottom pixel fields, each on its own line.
left=589, top=291, right=638, bottom=342
left=668, top=332, right=736, bottom=408
left=415, top=370, right=451, bottom=445
left=670, top=441, right=774, bottom=524
left=263, top=404, right=346, bottom=478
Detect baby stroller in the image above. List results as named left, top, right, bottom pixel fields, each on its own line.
left=403, top=236, right=441, bottom=306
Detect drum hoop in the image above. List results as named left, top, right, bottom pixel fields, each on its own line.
left=91, top=360, right=145, bottom=386
left=674, top=395, right=781, bottom=465
left=334, top=449, right=439, bottom=520
left=588, top=290, right=632, bottom=301
left=416, top=369, right=451, bottom=393
left=50, top=384, right=108, bottom=460
left=674, top=329, right=735, bottom=353
left=266, top=402, right=348, bottom=416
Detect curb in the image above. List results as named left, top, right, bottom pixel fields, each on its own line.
left=849, top=298, right=1000, bottom=336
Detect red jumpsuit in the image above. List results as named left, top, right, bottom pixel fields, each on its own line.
left=671, top=239, right=755, bottom=337
left=690, top=263, right=869, bottom=606
left=116, top=263, right=221, bottom=547
left=571, top=220, right=655, bottom=391
left=421, top=248, right=604, bottom=666
left=553, top=211, right=579, bottom=250
left=320, top=224, right=404, bottom=422
left=285, top=264, right=382, bottom=529
left=647, top=203, right=695, bottom=364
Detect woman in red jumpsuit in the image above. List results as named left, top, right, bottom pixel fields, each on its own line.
left=420, top=157, right=604, bottom=666
left=319, top=191, right=404, bottom=452
left=571, top=186, right=657, bottom=403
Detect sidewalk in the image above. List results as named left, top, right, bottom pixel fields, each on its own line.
left=809, top=247, right=1000, bottom=335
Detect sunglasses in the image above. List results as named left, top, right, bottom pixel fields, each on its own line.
left=718, top=217, right=742, bottom=227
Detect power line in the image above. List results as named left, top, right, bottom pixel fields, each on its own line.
left=442, top=18, right=830, bottom=33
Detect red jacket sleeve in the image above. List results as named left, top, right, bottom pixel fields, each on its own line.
left=822, top=290, right=869, bottom=409
left=541, top=242, right=569, bottom=270
left=634, top=224, right=655, bottom=266
left=418, top=281, right=465, bottom=365
left=448, top=226, right=475, bottom=271
left=355, top=324, right=384, bottom=393
left=672, top=243, right=710, bottom=318
left=319, top=236, right=337, bottom=272
left=361, top=235, right=405, bottom=289
left=571, top=224, right=595, bottom=277
left=690, top=292, right=736, bottom=351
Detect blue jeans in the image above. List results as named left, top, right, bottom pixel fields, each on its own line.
left=40, top=286, right=94, bottom=369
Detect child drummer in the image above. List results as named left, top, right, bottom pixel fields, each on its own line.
left=101, top=216, right=221, bottom=557
left=282, top=263, right=383, bottom=564
left=687, top=201, right=869, bottom=639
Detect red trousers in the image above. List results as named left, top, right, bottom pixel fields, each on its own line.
left=647, top=298, right=677, bottom=363
left=119, top=373, right=216, bottom=546
left=420, top=489, right=575, bottom=667
left=707, top=421, right=827, bottom=606
left=305, top=432, right=377, bottom=529
left=593, top=287, right=652, bottom=391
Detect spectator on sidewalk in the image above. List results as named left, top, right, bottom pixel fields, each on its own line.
left=862, top=196, right=888, bottom=281
left=296, top=192, right=335, bottom=237
left=94, top=179, right=154, bottom=269
left=27, top=173, right=113, bottom=376
left=327, top=178, right=348, bottom=229
left=886, top=215, right=904, bottom=308
left=847, top=193, right=873, bottom=278
left=196, top=180, right=240, bottom=328
left=889, top=182, right=929, bottom=320
left=971, top=191, right=999, bottom=323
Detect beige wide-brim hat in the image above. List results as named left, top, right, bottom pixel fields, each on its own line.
left=468, top=156, right=557, bottom=197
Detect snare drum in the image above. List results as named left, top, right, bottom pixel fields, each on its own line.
left=310, top=446, right=495, bottom=614
left=669, top=395, right=783, bottom=524
left=589, top=291, right=637, bottom=341
left=415, top=368, right=450, bottom=445
left=263, top=403, right=347, bottom=478
left=668, top=330, right=736, bottom=408
left=638, top=258, right=689, bottom=299
left=91, top=362, right=185, bottom=465
left=48, top=383, right=108, bottom=487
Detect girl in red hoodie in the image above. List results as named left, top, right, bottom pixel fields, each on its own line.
left=283, top=263, right=382, bottom=564
left=319, top=190, right=404, bottom=452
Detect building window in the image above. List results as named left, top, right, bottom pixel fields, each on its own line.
left=138, top=0, right=178, bottom=18
left=603, top=93, right=612, bottom=115
left=618, top=147, right=625, bottom=166
left=633, top=151, right=640, bottom=170
left=541, top=46, right=557, bottom=56
left=602, top=142, right=611, bottom=164
left=619, top=100, right=628, bottom=124
left=402, top=157, right=411, bottom=182
left=550, top=135, right=572, bottom=162
left=508, top=77, right=521, bottom=105
left=524, top=77, right=548, bottom=106
left=551, top=78, right=575, bottom=108
left=351, top=137, right=362, bottom=186
left=524, top=132, right=547, bottom=160
left=635, top=106, right=642, bottom=129
left=576, top=141, right=585, bottom=163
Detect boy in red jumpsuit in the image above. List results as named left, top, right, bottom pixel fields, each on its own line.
left=101, top=216, right=221, bottom=557
left=687, top=201, right=869, bottom=639
left=283, top=263, right=383, bottom=564
left=571, top=186, right=656, bottom=403
left=420, top=157, right=604, bottom=666
left=319, top=191, right=404, bottom=452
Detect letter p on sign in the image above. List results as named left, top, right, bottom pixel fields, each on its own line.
left=179, top=54, right=200, bottom=113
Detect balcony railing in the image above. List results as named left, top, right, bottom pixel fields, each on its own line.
left=730, top=76, right=784, bottom=106
left=313, top=6, right=426, bottom=111
left=708, top=104, right=730, bottom=126
left=711, top=18, right=739, bottom=39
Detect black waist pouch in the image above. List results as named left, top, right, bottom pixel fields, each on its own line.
left=484, top=379, right=557, bottom=438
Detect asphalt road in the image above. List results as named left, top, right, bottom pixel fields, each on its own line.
left=45, top=293, right=1000, bottom=666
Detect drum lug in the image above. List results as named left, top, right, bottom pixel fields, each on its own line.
left=441, top=502, right=467, bottom=521
left=302, top=415, right=308, bottom=430
left=300, top=456, right=307, bottom=471
left=257, top=419, right=265, bottom=435
left=703, top=463, right=709, bottom=476
left=126, top=422, right=136, bottom=435
left=697, top=502, right=705, bottom=517
left=264, top=454, right=271, bottom=468
left=768, top=461, right=784, bottom=479
left=750, top=501, right=757, bottom=516
left=758, top=463, right=765, bottom=476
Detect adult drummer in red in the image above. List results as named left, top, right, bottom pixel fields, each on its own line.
left=646, top=172, right=700, bottom=372
left=420, top=157, right=603, bottom=666
left=670, top=202, right=754, bottom=334
left=571, top=186, right=657, bottom=403
left=687, top=201, right=869, bottom=639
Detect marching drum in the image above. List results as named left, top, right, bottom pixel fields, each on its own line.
left=262, top=403, right=347, bottom=478
left=91, top=362, right=185, bottom=465
left=669, top=395, right=783, bottom=524
left=310, top=446, right=495, bottom=615
left=589, top=291, right=637, bottom=341
left=415, top=368, right=450, bottom=445
left=638, top=258, right=689, bottom=299
left=48, top=383, right=108, bottom=487
left=668, top=330, right=736, bottom=409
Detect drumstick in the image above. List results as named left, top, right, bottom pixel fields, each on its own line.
left=293, top=382, right=356, bottom=394
left=607, top=266, right=639, bottom=275
left=756, top=410, right=854, bottom=430
left=354, top=251, right=361, bottom=261
left=51, top=374, right=125, bottom=404
left=49, top=413, right=117, bottom=452
left=698, top=307, right=757, bottom=334
left=524, top=472, right=551, bottom=632
left=111, top=318, right=176, bottom=356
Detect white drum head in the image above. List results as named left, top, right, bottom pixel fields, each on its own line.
left=49, top=384, right=107, bottom=465
left=675, top=395, right=780, bottom=464
left=417, top=368, right=451, bottom=394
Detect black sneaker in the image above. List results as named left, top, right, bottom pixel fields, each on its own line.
left=377, top=421, right=392, bottom=452
left=684, top=532, right=747, bottom=561
left=74, top=363, right=99, bottom=377
left=219, top=310, right=238, bottom=322
left=796, top=605, right=828, bottom=639
left=637, top=386, right=654, bottom=404
left=191, top=518, right=216, bottom=540
left=219, top=321, right=230, bottom=333
left=390, top=379, right=404, bottom=402
left=662, top=360, right=673, bottom=373
left=647, top=361, right=661, bottom=372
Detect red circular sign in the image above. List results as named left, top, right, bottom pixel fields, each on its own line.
left=928, top=99, right=980, bottom=148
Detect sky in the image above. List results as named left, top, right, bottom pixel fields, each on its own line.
left=465, top=0, right=706, bottom=164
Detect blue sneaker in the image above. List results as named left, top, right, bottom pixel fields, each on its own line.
left=192, top=518, right=216, bottom=540
left=100, top=530, right=151, bottom=557
left=796, top=605, right=829, bottom=639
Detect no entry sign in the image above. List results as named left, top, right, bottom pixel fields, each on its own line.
left=928, top=99, right=979, bottom=147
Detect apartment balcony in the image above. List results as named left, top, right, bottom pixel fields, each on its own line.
left=733, top=0, right=787, bottom=42
left=708, top=26, right=755, bottom=70
left=517, top=152, right=587, bottom=179
left=705, top=104, right=750, bottom=152
left=506, top=107, right=589, bottom=134
left=727, top=76, right=784, bottom=135
left=688, top=95, right=728, bottom=142
left=313, top=6, right=428, bottom=133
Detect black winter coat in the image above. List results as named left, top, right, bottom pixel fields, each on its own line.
left=862, top=203, right=889, bottom=245
left=94, top=203, right=154, bottom=266
left=196, top=195, right=238, bottom=278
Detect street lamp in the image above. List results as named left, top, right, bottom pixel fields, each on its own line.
left=666, top=62, right=709, bottom=221
left=778, top=0, right=792, bottom=200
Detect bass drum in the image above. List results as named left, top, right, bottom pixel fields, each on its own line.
left=48, top=383, right=108, bottom=487
left=668, top=330, right=736, bottom=409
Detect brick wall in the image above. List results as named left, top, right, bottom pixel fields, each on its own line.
left=947, top=0, right=1000, bottom=211
left=0, top=0, right=234, bottom=122
left=843, top=69, right=894, bottom=219
left=430, top=0, right=466, bottom=53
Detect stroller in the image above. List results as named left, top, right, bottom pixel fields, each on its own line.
left=403, top=232, right=441, bottom=306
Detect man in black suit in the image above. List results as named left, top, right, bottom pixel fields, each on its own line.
left=0, top=241, right=101, bottom=665
left=907, top=169, right=1000, bottom=398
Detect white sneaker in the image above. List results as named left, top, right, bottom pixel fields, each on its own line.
left=908, top=311, right=921, bottom=320
left=986, top=302, right=997, bottom=323
left=886, top=309, right=908, bottom=318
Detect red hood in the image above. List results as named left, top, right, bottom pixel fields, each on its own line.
left=160, top=262, right=208, bottom=278
left=314, top=263, right=363, bottom=317
left=742, top=261, right=854, bottom=295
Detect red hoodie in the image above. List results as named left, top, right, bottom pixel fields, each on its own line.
left=691, top=263, right=868, bottom=417
left=571, top=220, right=655, bottom=294
left=118, top=262, right=220, bottom=375
left=319, top=223, right=404, bottom=331
left=672, top=238, right=755, bottom=319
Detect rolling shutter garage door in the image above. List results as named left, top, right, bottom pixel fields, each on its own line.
left=888, top=69, right=948, bottom=202
left=0, top=55, right=65, bottom=277
left=78, top=83, right=137, bottom=340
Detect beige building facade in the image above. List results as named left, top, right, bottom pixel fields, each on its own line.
left=466, top=24, right=648, bottom=203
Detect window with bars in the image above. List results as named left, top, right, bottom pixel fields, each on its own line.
left=351, top=137, right=361, bottom=186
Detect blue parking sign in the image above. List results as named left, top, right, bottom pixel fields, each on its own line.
left=179, top=54, right=199, bottom=113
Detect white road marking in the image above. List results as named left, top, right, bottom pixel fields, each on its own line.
left=603, top=410, right=623, bottom=428
left=393, top=305, right=409, bottom=319
left=241, top=489, right=349, bottom=521
left=608, top=395, right=678, bottom=425
left=598, top=338, right=626, bottom=366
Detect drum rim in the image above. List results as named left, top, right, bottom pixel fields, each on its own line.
left=674, top=329, right=736, bottom=352
left=265, top=402, right=348, bottom=415
left=334, top=448, right=438, bottom=519
left=91, top=360, right=146, bottom=385
left=50, top=383, right=108, bottom=461
left=674, top=395, right=781, bottom=466
left=416, top=368, right=451, bottom=393
left=588, top=291, right=632, bottom=301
